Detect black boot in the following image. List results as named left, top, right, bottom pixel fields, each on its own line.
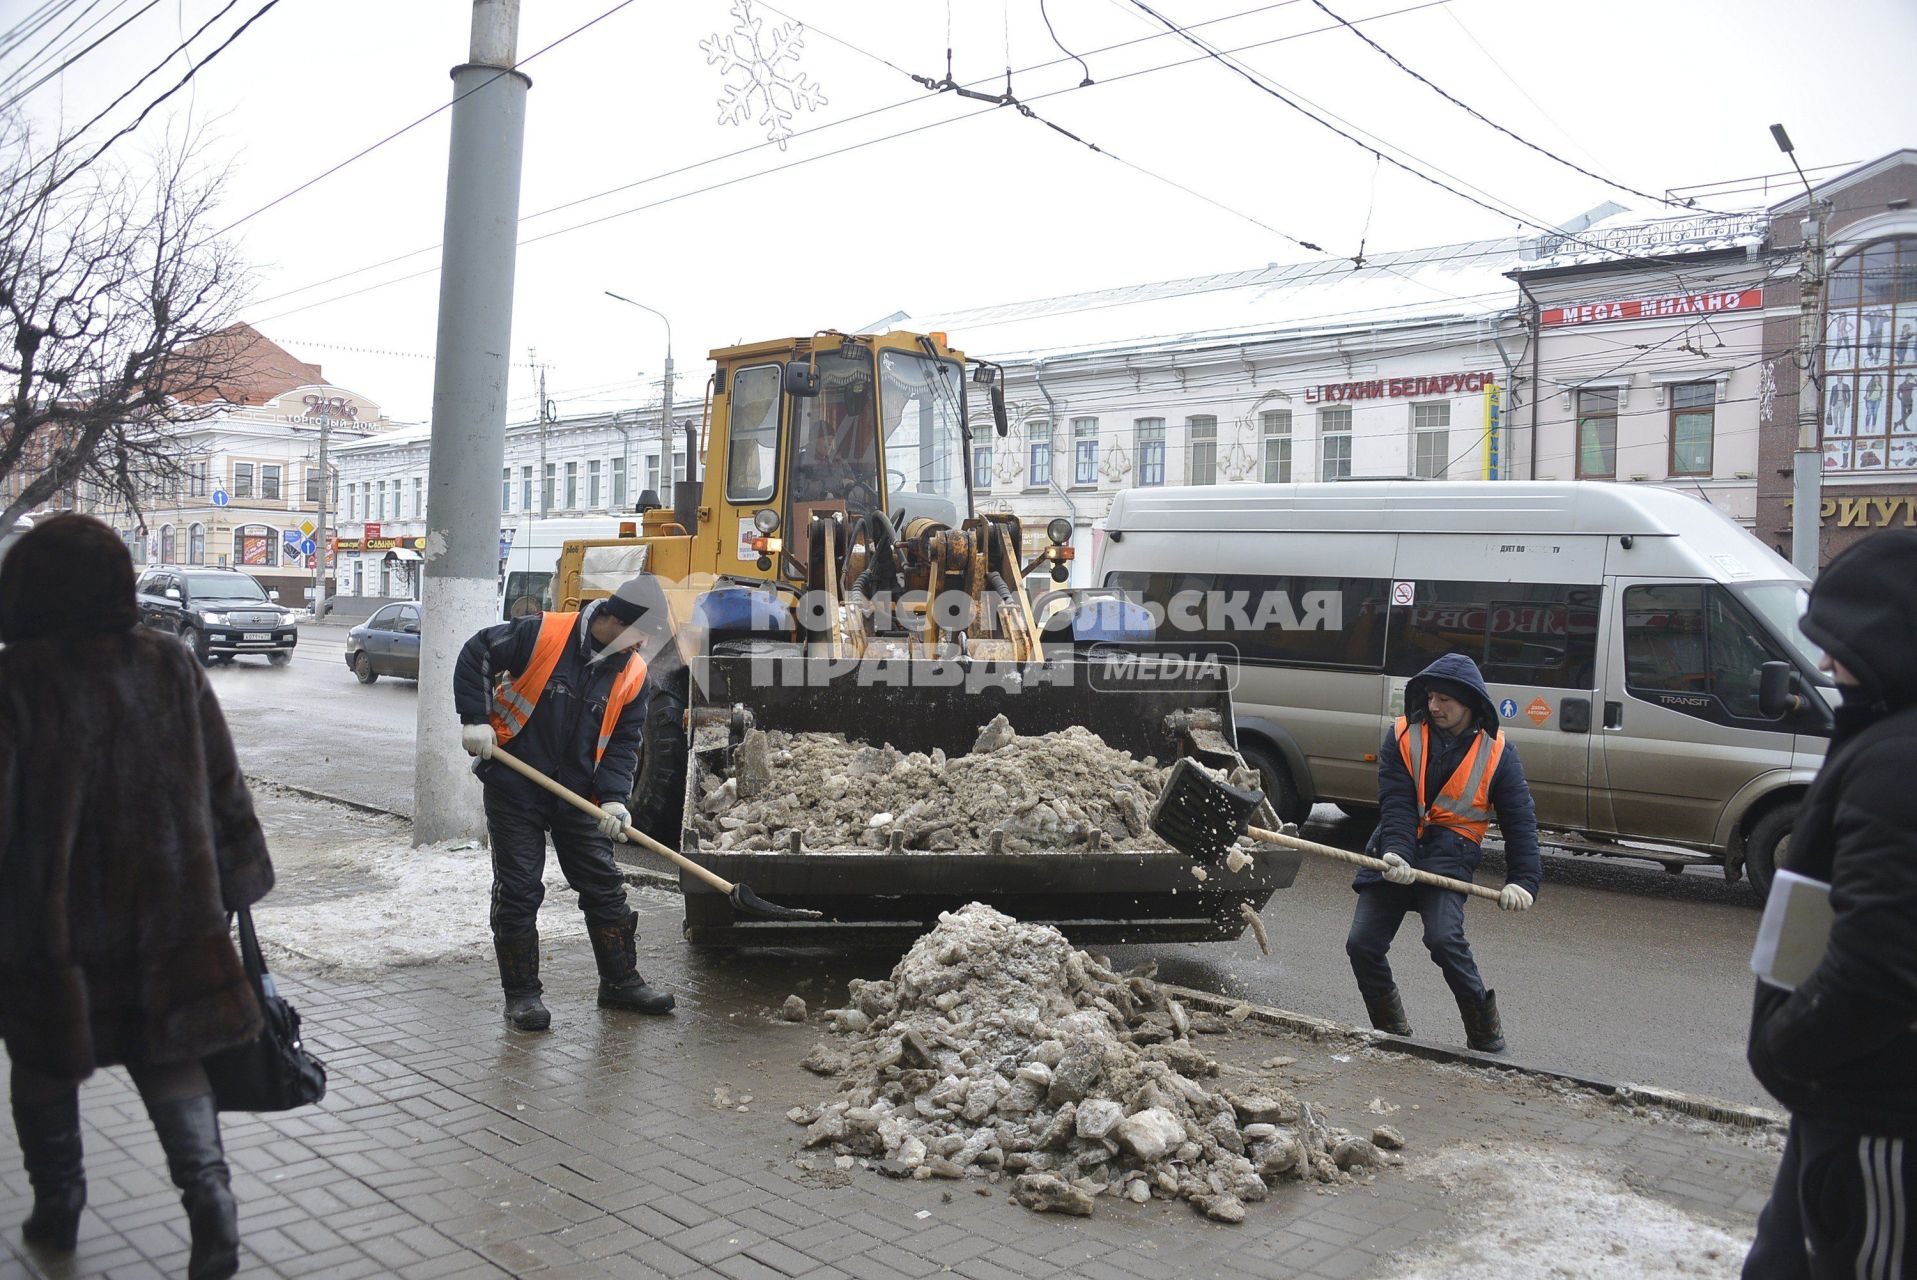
left=588, top=913, right=676, bottom=1014
left=493, top=930, right=552, bottom=1031
left=1456, top=988, right=1506, bottom=1053
left=147, top=1094, right=238, bottom=1280
left=11, top=1092, right=85, bottom=1250
left=1362, top=987, right=1412, bottom=1037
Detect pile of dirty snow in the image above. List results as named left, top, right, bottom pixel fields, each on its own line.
left=789, top=904, right=1400, bottom=1220
left=694, top=715, right=1171, bottom=853
left=253, top=838, right=586, bottom=979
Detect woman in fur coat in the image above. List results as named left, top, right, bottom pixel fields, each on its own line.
left=0, top=514, right=275, bottom=1280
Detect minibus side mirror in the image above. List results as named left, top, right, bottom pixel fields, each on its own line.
left=1758, top=661, right=1799, bottom=718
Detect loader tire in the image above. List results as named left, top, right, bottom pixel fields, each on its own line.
left=629, top=669, right=689, bottom=851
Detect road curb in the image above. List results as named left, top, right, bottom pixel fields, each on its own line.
left=1160, top=982, right=1785, bottom=1132
left=238, top=779, right=1786, bottom=1130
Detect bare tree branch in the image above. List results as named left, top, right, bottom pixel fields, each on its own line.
left=0, top=111, right=252, bottom=533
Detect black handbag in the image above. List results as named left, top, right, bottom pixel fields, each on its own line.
left=204, top=906, right=327, bottom=1112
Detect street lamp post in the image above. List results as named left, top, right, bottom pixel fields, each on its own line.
left=1773, top=123, right=1829, bottom=578
left=604, top=291, right=674, bottom=497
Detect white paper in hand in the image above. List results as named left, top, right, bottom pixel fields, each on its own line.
left=1750, top=870, right=1834, bottom=991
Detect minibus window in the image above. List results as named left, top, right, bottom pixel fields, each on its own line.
left=1623, top=584, right=1793, bottom=722
left=1385, top=580, right=1599, bottom=689
left=1103, top=570, right=1388, bottom=670
left=505, top=571, right=552, bottom=619
left=1734, top=582, right=1825, bottom=674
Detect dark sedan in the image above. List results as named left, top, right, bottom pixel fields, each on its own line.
left=345, top=602, right=420, bottom=682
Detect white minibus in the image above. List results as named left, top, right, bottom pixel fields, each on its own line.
left=1097, top=480, right=1833, bottom=896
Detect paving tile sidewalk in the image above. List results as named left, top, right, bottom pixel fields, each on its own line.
left=2, top=797, right=1781, bottom=1279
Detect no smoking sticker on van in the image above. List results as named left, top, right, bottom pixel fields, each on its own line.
left=1391, top=581, right=1415, bottom=606
left=1525, top=697, right=1553, bottom=726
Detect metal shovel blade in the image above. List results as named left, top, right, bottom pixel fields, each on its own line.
left=1149, top=757, right=1267, bottom=865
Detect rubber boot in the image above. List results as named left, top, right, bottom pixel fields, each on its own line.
left=1456, top=988, right=1506, bottom=1053
left=588, top=913, right=676, bottom=1014
left=11, top=1093, right=85, bottom=1250
left=493, top=931, right=551, bottom=1031
left=1362, top=987, right=1412, bottom=1037
left=146, top=1094, right=239, bottom=1280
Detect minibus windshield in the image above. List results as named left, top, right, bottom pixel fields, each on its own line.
left=1733, top=581, right=1827, bottom=678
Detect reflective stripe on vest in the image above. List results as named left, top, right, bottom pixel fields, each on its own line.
left=489, top=612, right=574, bottom=744
left=1393, top=715, right=1506, bottom=843
left=488, top=611, right=650, bottom=771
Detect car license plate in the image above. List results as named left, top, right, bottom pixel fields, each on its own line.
left=244, top=632, right=272, bottom=641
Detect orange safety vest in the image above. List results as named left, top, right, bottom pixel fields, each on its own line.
left=1394, top=715, right=1505, bottom=843
left=489, top=612, right=650, bottom=767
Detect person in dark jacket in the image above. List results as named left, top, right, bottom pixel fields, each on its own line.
left=454, top=576, right=674, bottom=1030
left=1346, top=653, right=1541, bottom=1052
left=1743, top=529, right=1917, bottom=1280
left=0, top=515, right=272, bottom=1279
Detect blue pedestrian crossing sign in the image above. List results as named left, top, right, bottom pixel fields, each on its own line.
left=211, top=488, right=229, bottom=508
left=1498, top=698, right=1519, bottom=719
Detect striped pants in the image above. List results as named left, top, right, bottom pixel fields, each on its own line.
left=1745, top=1116, right=1913, bottom=1279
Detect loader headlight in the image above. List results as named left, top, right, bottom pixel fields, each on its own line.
left=753, top=507, right=782, bottom=535
left=1046, top=518, right=1072, bottom=545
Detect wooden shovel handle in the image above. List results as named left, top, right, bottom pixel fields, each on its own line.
left=1245, top=824, right=1505, bottom=903
left=486, top=747, right=737, bottom=896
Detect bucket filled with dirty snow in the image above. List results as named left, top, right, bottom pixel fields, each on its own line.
left=789, top=903, right=1400, bottom=1220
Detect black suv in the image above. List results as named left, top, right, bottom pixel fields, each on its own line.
left=135, top=566, right=299, bottom=665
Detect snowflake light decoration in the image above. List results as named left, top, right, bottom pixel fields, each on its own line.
left=701, top=0, right=827, bottom=152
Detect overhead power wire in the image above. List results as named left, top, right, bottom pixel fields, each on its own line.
left=9, top=0, right=239, bottom=145
left=0, top=0, right=159, bottom=108
left=214, top=0, right=640, bottom=238
left=1438, top=6, right=1617, bottom=179
left=1039, top=0, right=1094, bottom=85
left=0, top=0, right=94, bottom=66
left=1303, top=0, right=1714, bottom=213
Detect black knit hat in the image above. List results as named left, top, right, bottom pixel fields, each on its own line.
left=1420, top=676, right=1476, bottom=706
left=0, top=513, right=140, bottom=643
left=599, top=575, right=655, bottom=626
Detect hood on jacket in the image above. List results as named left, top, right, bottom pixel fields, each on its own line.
left=1801, top=528, right=1917, bottom=710
left=0, top=513, right=140, bottom=644
left=1404, top=653, right=1499, bottom=734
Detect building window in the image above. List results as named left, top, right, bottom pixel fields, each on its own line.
left=974, top=443, right=993, bottom=491
left=1262, top=410, right=1292, bottom=483
left=261, top=464, right=281, bottom=501
left=1411, top=402, right=1450, bottom=479
left=233, top=524, right=277, bottom=567
left=306, top=467, right=322, bottom=503
left=502, top=468, right=512, bottom=511
left=673, top=452, right=686, bottom=485
left=380, top=480, right=391, bottom=520
left=232, top=463, right=253, bottom=499
left=1821, top=234, right=1917, bottom=471
left=1319, top=407, right=1352, bottom=481
left=542, top=463, right=555, bottom=513
left=412, top=476, right=424, bottom=518
left=159, top=524, right=175, bottom=563
left=1187, top=415, right=1218, bottom=485
left=1069, top=418, right=1098, bottom=485
left=1669, top=383, right=1715, bottom=476
left=189, top=462, right=208, bottom=497
left=588, top=459, right=601, bottom=508
left=1136, top=418, right=1166, bottom=486
left=564, top=461, right=578, bottom=509
left=521, top=466, right=533, bottom=512
left=1576, top=388, right=1619, bottom=479
left=188, top=523, right=205, bottom=565
left=612, top=456, right=627, bottom=509
left=645, top=455, right=661, bottom=495
left=345, top=483, right=357, bottom=520
left=1024, top=420, right=1052, bottom=488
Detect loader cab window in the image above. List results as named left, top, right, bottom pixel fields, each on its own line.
left=790, top=348, right=880, bottom=514
left=726, top=363, right=781, bottom=504
left=879, top=349, right=971, bottom=522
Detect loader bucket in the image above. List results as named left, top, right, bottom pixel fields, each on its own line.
left=672, top=650, right=1300, bottom=947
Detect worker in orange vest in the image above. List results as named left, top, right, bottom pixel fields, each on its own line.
left=1346, top=653, right=1539, bottom=1053
left=454, top=576, right=674, bottom=1030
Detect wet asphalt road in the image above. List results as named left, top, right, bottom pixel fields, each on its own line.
left=209, top=629, right=1774, bottom=1108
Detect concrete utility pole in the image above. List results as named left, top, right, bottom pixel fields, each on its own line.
left=1775, top=124, right=1828, bottom=578
left=416, top=0, right=529, bottom=844
left=311, top=416, right=331, bottom=615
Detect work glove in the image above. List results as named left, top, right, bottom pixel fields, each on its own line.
left=597, top=801, right=632, bottom=843
left=1380, top=851, right=1417, bottom=885
left=460, top=723, right=496, bottom=759
left=1499, top=884, right=1534, bottom=912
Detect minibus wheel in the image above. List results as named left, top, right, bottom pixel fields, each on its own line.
left=1743, top=805, right=1795, bottom=901
left=1241, top=740, right=1306, bottom=825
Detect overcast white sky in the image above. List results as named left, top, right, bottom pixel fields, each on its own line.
left=11, top=0, right=1916, bottom=424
